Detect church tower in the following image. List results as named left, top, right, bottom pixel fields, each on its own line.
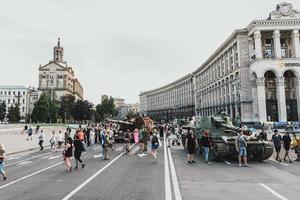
left=53, top=37, right=64, bottom=62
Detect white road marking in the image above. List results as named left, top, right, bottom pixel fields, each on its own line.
left=167, top=146, right=182, bottom=200
left=6, top=156, right=20, bottom=161
left=259, top=183, right=288, bottom=200
left=93, top=155, right=101, bottom=158
left=6, top=152, right=52, bottom=167
left=223, top=160, right=231, bottom=165
left=164, top=134, right=172, bottom=200
left=137, top=153, right=148, bottom=158
left=268, top=158, right=290, bottom=167
left=48, top=155, right=61, bottom=160
left=17, top=161, right=33, bottom=165
left=62, top=144, right=135, bottom=200
left=0, top=161, right=64, bottom=190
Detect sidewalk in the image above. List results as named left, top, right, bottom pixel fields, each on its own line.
left=0, top=125, right=66, bottom=154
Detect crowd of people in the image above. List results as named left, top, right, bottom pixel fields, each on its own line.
left=1, top=119, right=300, bottom=181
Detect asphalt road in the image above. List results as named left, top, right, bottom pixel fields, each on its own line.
left=0, top=138, right=299, bottom=200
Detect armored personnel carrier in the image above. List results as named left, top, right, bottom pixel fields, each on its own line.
left=193, top=114, right=274, bottom=161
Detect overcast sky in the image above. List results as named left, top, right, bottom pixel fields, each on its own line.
left=1, top=0, right=300, bottom=104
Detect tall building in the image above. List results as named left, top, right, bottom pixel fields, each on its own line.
left=140, top=2, right=300, bottom=123
left=139, top=74, right=195, bottom=121
left=38, top=38, right=83, bottom=101
left=0, top=86, right=38, bottom=119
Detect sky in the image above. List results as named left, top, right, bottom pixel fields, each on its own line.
left=1, top=0, right=300, bottom=104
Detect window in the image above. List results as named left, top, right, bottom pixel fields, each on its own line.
left=13, top=91, right=15, bottom=95
left=8, top=99, right=10, bottom=104
left=22, top=107, right=25, bottom=112
left=8, top=91, right=11, bottom=95
left=22, top=99, right=25, bottom=104
left=23, top=91, right=25, bottom=95
left=18, top=91, right=20, bottom=95
left=13, top=99, right=15, bottom=104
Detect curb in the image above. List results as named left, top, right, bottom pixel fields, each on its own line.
left=7, top=144, right=51, bottom=156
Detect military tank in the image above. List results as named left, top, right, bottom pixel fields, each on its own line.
left=194, top=114, right=274, bottom=161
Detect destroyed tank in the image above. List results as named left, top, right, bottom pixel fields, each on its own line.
left=194, top=114, right=274, bottom=161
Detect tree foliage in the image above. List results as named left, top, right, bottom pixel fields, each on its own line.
left=59, top=95, right=76, bottom=123
left=31, top=93, right=59, bottom=123
left=95, top=95, right=116, bottom=122
left=0, top=102, right=6, bottom=121
left=7, top=104, right=20, bottom=123
left=71, top=100, right=93, bottom=122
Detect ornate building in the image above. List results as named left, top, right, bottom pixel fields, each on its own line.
left=140, top=2, right=300, bottom=123
left=139, top=74, right=195, bottom=121
left=38, top=38, right=83, bottom=100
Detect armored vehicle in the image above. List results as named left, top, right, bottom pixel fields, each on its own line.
left=193, top=114, right=274, bottom=161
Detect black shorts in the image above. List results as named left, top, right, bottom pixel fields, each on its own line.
left=284, top=145, right=290, bottom=151
left=275, top=146, right=281, bottom=153
left=58, top=141, right=63, bottom=146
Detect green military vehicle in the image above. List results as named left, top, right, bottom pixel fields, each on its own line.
left=192, top=114, right=274, bottom=161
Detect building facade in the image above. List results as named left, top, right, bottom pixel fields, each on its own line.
left=0, top=86, right=38, bottom=119
left=140, top=2, right=300, bottom=123
left=38, top=38, right=84, bottom=101
left=139, top=74, right=195, bottom=121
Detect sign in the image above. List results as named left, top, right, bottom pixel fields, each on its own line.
left=48, top=72, right=57, bottom=87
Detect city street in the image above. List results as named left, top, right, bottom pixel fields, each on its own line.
left=0, top=137, right=299, bottom=200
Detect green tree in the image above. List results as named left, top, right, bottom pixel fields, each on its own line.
left=95, top=95, right=116, bottom=122
left=7, top=104, right=20, bottom=123
left=71, top=100, right=93, bottom=122
left=31, top=93, right=60, bottom=123
left=0, top=102, right=6, bottom=121
left=59, top=94, right=76, bottom=123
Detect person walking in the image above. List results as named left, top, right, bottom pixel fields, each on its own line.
left=124, top=129, right=131, bottom=154
left=26, top=126, right=33, bottom=140
left=133, top=128, right=139, bottom=145
left=186, top=129, right=196, bottom=164
left=271, top=129, right=282, bottom=162
left=89, top=128, right=95, bottom=151
left=74, top=135, right=85, bottom=169
left=0, top=143, right=7, bottom=181
left=38, top=129, right=44, bottom=150
left=103, top=131, right=112, bottom=160
left=35, top=125, right=40, bottom=134
left=64, top=137, right=73, bottom=172
left=49, top=131, right=56, bottom=152
left=201, top=130, right=212, bottom=165
left=282, top=132, right=292, bottom=163
left=57, top=131, right=64, bottom=152
left=235, top=128, right=249, bottom=167
left=151, top=129, right=160, bottom=161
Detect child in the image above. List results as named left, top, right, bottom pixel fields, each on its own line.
left=0, top=143, right=7, bottom=181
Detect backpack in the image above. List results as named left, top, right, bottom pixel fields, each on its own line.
left=152, top=135, right=159, bottom=145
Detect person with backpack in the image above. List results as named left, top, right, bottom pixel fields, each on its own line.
left=235, top=128, right=249, bottom=167
left=26, top=126, right=33, bottom=140
left=124, top=129, right=131, bottom=154
left=200, top=130, right=212, bottom=165
left=64, top=137, right=73, bottom=172
left=151, top=128, right=160, bottom=161
left=74, top=135, right=85, bottom=169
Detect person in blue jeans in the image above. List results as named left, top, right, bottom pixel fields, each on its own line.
left=235, top=128, right=249, bottom=167
left=200, top=130, right=212, bottom=165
